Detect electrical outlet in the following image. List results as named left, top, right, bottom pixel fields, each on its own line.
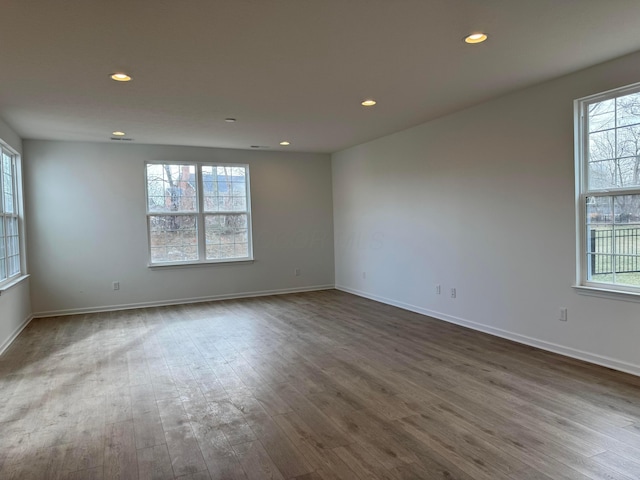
left=294, top=268, right=301, bottom=277
left=450, top=288, right=456, bottom=298
left=113, top=281, right=120, bottom=291
left=436, top=284, right=441, bottom=294
left=559, top=308, right=568, bottom=322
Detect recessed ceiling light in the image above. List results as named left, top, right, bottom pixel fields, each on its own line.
left=112, top=131, right=126, bottom=136
left=361, top=99, right=377, bottom=107
left=464, top=33, right=488, bottom=44
left=279, top=141, right=291, bottom=146
left=225, top=118, right=237, bottom=123
left=110, top=73, right=132, bottom=82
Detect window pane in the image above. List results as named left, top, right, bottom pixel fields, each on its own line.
left=587, top=196, right=613, bottom=280
left=613, top=228, right=640, bottom=258
left=588, top=99, right=615, bottom=132
left=202, top=165, right=247, bottom=212
left=613, top=195, right=640, bottom=223
left=612, top=195, right=640, bottom=287
left=614, top=253, right=640, bottom=276
left=6, top=217, right=20, bottom=276
left=2, top=153, right=14, bottom=214
left=587, top=195, right=640, bottom=285
left=588, top=91, right=640, bottom=191
left=587, top=159, right=618, bottom=190
left=587, top=228, right=612, bottom=255
left=587, top=205, right=613, bottom=281
left=205, top=214, right=249, bottom=260
left=148, top=214, right=198, bottom=263
left=588, top=254, right=613, bottom=281
left=616, top=157, right=640, bottom=190
left=616, top=125, right=640, bottom=160
left=612, top=270, right=640, bottom=287
left=616, top=92, right=640, bottom=127
left=146, top=164, right=197, bottom=213
left=0, top=219, right=5, bottom=280
left=588, top=129, right=616, bottom=162
left=615, top=125, right=640, bottom=189
left=587, top=196, right=612, bottom=225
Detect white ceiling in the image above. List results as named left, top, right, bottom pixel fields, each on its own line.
left=2, top=0, right=640, bottom=153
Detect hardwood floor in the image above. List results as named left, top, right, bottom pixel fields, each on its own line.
left=2, top=290, right=640, bottom=479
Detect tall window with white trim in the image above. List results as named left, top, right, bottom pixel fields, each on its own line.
left=145, top=163, right=252, bottom=265
left=576, top=83, right=640, bottom=292
left=0, top=147, right=22, bottom=285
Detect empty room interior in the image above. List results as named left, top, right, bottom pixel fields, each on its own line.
left=4, top=1, right=640, bottom=479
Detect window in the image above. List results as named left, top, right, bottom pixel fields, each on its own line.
left=0, top=146, right=22, bottom=286
left=576, top=83, right=640, bottom=293
left=145, top=163, right=252, bottom=265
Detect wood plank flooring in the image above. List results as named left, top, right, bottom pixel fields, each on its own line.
left=2, top=290, right=640, bottom=479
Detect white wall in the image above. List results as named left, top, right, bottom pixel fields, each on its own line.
left=24, top=141, right=334, bottom=315
left=0, top=116, right=32, bottom=355
left=0, top=277, right=31, bottom=354
left=333, top=50, right=640, bottom=375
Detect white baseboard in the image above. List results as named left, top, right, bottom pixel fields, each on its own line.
left=33, top=284, right=335, bottom=318
left=0, top=314, right=34, bottom=356
left=336, top=284, right=640, bottom=378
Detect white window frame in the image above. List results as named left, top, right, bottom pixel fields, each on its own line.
left=0, top=144, right=23, bottom=288
left=145, top=161, right=253, bottom=267
left=575, top=81, right=640, bottom=297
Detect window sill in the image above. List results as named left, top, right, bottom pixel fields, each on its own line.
left=148, top=258, right=254, bottom=270
left=0, top=274, right=30, bottom=296
left=573, top=284, right=640, bottom=303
